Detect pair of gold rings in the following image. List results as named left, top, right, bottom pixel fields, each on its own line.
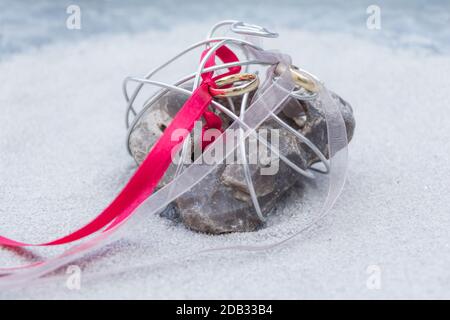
left=209, top=64, right=318, bottom=98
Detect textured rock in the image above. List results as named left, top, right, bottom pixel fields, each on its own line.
left=129, top=106, right=172, bottom=165
left=129, top=87, right=355, bottom=234
left=298, top=93, right=355, bottom=165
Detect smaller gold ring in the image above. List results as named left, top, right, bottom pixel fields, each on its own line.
left=209, top=73, right=259, bottom=98
left=276, top=64, right=318, bottom=93
left=289, top=65, right=318, bottom=93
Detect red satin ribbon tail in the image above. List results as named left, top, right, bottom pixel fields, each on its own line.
left=0, top=83, right=213, bottom=247
left=0, top=44, right=240, bottom=248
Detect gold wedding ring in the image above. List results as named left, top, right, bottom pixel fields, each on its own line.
left=276, top=64, right=318, bottom=93
left=209, top=73, right=259, bottom=98
left=290, top=65, right=318, bottom=93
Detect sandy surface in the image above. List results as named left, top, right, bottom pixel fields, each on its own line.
left=1, top=24, right=449, bottom=299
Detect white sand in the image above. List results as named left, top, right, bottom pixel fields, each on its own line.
left=1, top=24, right=450, bottom=299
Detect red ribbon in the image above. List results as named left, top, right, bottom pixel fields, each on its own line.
left=0, top=45, right=240, bottom=247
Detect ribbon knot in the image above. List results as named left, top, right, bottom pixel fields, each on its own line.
left=198, top=45, right=241, bottom=149
left=203, top=77, right=218, bottom=89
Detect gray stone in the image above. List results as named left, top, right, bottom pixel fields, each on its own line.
left=295, top=93, right=355, bottom=166
left=129, top=87, right=355, bottom=234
